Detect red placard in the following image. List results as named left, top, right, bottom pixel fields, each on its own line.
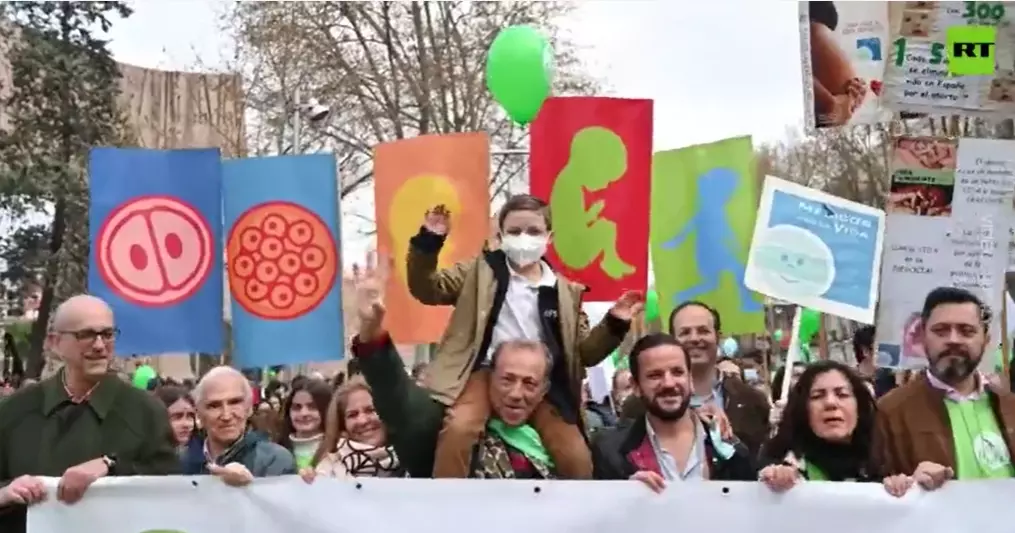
left=529, top=97, right=652, bottom=302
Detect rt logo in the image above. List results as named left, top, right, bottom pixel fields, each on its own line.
left=946, top=25, right=997, bottom=75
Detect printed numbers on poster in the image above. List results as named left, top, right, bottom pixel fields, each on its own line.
left=962, top=2, right=1005, bottom=21
left=893, top=38, right=946, bottom=67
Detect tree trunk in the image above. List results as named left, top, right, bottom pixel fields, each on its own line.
left=26, top=4, right=75, bottom=379
left=26, top=198, right=68, bottom=378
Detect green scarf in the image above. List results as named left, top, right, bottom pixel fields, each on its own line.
left=804, top=461, right=828, bottom=481
left=486, top=418, right=555, bottom=468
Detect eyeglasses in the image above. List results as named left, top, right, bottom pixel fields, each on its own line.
left=59, top=328, right=120, bottom=343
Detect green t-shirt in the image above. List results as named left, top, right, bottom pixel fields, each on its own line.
left=944, top=396, right=1015, bottom=480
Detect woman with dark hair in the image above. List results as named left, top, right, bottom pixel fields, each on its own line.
left=300, top=377, right=403, bottom=481
left=276, top=379, right=332, bottom=469
left=758, top=360, right=911, bottom=495
left=154, top=385, right=198, bottom=457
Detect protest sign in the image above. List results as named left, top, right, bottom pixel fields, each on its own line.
left=530, top=96, right=652, bottom=301
left=877, top=137, right=1015, bottom=368
left=88, top=148, right=224, bottom=355
left=373, top=133, right=491, bottom=344
left=223, top=155, right=344, bottom=368
left=882, top=1, right=1015, bottom=118
left=798, top=1, right=892, bottom=129
left=651, top=136, right=764, bottom=335
left=27, top=476, right=1015, bottom=533
left=744, top=177, right=885, bottom=324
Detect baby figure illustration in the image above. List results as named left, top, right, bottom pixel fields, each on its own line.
left=988, top=72, right=1015, bottom=103
left=899, top=10, right=933, bottom=38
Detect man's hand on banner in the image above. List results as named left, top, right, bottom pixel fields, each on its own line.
left=353, top=251, right=392, bottom=342
left=882, top=474, right=914, bottom=498
left=630, top=470, right=666, bottom=493
left=608, top=291, right=644, bottom=321
left=423, top=204, right=451, bottom=236
left=758, top=464, right=799, bottom=492
left=913, top=461, right=953, bottom=491
left=0, top=475, right=45, bottom=507
left=57, top=457, right=109, bottom=504
left=208, top=463, right=254, bottom=487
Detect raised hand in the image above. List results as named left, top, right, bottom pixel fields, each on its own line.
left=423, top=204, right=451, bottom=236
left=608, top=290, right=644, bottom=321
left=352, top=250, right=392, bottom=341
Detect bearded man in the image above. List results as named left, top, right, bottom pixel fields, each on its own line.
left=590, top=334, right=756, bottom=489
left=876, top=287, right=1015, bottom=490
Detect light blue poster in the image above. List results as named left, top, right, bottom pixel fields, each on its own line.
left=744, top=176, right=885, bottom=323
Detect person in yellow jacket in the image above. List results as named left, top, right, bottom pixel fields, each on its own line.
left=406, top=194, right=642, bottom=479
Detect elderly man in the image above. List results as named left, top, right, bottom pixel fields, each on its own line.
left=0, top=295, right=178, bottom=533
left=182, top=366, right=296, bottom=484
left=352, top=255, right=559, bottom=478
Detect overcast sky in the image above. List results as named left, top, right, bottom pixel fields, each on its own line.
left=103, top=0, right=805, bottom=269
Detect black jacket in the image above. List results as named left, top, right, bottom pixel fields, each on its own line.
left=591, top=416, right=757, bottom=481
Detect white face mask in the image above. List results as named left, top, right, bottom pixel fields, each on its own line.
left=500, top=233, right=548, bottom=267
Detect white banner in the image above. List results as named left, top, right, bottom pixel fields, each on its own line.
left=27, top=476, right=1015, bottom=533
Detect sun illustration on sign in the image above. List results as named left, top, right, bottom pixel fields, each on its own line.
left=388, top=174, right=462, bottom=284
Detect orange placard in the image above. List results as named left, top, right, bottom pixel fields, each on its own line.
left=373, top=132, right=490, bottom=343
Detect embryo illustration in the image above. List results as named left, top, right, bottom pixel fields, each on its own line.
left=751, top=224, right=836, bottom=297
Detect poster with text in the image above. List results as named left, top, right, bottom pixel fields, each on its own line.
left=882, top=1, right=1015, bottom=118
left=744, top=176, right=885, bottom=323
left=799, top=1, right=893, bottom=130
left=876, top=137, right=1015, bottom=368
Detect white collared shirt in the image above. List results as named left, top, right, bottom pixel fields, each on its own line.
left=484, top=261, right=557, bottom=362
left=646, top=416, right=708, bottom=481
left=925, top=369, right=986, bottom=402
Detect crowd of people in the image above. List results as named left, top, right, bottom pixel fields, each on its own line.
left=0, top=193, right=1008, bottom=532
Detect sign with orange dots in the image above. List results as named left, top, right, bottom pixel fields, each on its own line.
left=373, top=133, right=491, bottom=343
left=226, top=201, right=338, bottom=321
left=223, top=155, right=343, bottom=368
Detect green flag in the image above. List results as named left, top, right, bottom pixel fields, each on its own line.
left=610, top=349, right=629, bottom=371
left=650, top=136, right=764, bottom=334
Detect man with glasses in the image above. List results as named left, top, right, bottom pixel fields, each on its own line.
left=0, top=295, right=178, bottom=533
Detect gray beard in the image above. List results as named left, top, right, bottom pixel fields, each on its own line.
left=929, top=352, right=979, bottom=384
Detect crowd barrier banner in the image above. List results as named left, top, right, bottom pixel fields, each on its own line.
left=27, top=476, right=1015, bottom=533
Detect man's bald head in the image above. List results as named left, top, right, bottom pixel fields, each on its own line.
left=48, top=294, right=116, bottom=381
left=51, top=294, right=113, bottom=332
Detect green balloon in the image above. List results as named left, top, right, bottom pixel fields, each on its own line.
left=132, top=365, right=156, bottom=389
left=773, top=329, right=784, bottom=342
left=485, top=25, right=553, bottom=125
left=799, top=308, right=821, bottom=344
left=644, top=290, right=660, bottom=322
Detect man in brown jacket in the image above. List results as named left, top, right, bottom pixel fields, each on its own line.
left=407, top=194, right=641, bottom=479
left=669, top=301, right=771, bottom=457
left=876, top=287, right=1015, bottom=489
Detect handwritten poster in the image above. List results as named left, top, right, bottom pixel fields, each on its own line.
left=744, top=176, right=886, bottom=323
left=876, top=137, right=1015, bottom=368
left=799, top=1, right=893, bottom=129
left=882, top=1, right=1015, bottom=117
